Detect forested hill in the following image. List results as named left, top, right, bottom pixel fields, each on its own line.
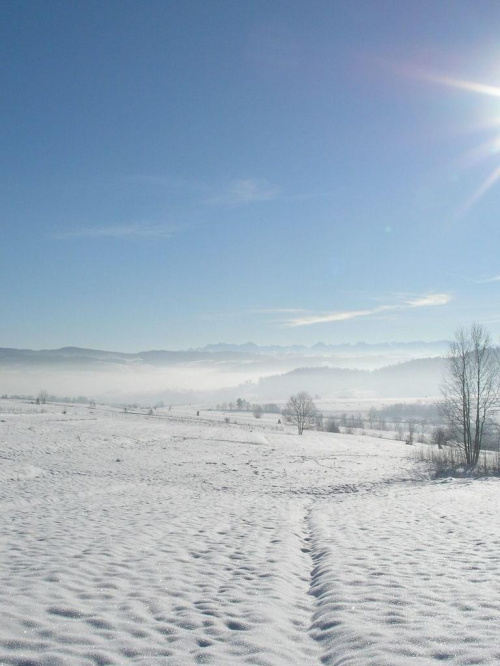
left=255, top=357, right=445, bottom=399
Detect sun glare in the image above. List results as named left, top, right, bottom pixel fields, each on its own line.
left=399, top=63, right=500, bottom=214
left=432, top=74, right=500, bottom=213
left=424, top=72, right=500, bottom=100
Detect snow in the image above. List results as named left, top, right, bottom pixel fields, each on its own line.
left=1, top=400, right=499, bottom=665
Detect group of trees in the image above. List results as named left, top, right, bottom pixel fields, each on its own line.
left=216, top=399, right=281, bottom=414
left=282, top=394, right=422, bottom=441
left=281, top=398, right=432, bottom=442
left=34, top=391, right=91, bottom=405
left=283, top=324, right=500, bottom=469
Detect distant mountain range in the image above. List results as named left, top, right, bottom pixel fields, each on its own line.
left=0, top=344, right=448, bottom=401
left=0, top=340, right=449, bottom=370
left=196, top=341, right=449, bottom=356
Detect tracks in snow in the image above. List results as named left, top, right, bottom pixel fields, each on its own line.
left=300, top=475, right=437, bottom=665
left=303, top=501, right=342, bottom=666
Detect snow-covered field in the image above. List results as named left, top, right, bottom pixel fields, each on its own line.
left=1, top=400, right=500, bottom=665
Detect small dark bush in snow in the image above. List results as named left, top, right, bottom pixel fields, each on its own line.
left=325, top=418, right=340, bottom=433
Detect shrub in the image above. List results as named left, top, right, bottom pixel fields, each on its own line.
left=413, top=444, right=500, bottom=477
left=325, top=418, right=340, bottom=433
left=253, top=406, right=263, bottom=419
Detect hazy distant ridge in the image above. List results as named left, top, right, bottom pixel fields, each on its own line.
left=0, top=345, right=447, bottom=401
left=254, top=357, right=445, bottom=399
left=0, top=346, right=260, bottom=367
left=0, top=340, right=449, bottom=368
left=197, top=341, right=449, bottom=356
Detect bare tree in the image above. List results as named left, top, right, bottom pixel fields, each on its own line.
left=282, top=392, right=318, bottom=435
left=441, top=324, right=500, bottom=466
left=431, top=426, right=448, bottom=450
left=392, top=415, right=402, bottom=439
left=395, top=422, right=405, bottom=441
left=368, top=407, right=377, bottom=429
left=38, top=389, right=49, bottom=404
left=406, top=419, right=416, bottom=445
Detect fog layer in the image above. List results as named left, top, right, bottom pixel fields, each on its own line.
left=0, top=344, right=447, bottom=404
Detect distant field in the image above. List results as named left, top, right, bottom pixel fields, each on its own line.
left=313, top=395, right=440, bottom=415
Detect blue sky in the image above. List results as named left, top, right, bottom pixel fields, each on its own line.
left=2, top=0, right=500, bottom=350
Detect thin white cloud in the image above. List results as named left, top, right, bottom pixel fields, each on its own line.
left=206, top=179, right=280, bottom=206
left=405, top=293, right=452, bottom=308
left=284, top=305, right=397, bottom=327
left=283, top=293, right=452, bottom=328
left=54, top=223, right=178, bottom=239
left=474, top=274, right=500, bottom=284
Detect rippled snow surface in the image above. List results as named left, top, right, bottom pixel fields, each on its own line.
left=1, top=401, right=499, bottom=665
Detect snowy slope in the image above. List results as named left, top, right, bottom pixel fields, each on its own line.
left=0, top=401, right=499, bottom=665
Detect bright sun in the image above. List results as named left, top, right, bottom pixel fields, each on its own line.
left=398, top=64, right=500, bottom=214
left=426, top=72, right=500, bottom=212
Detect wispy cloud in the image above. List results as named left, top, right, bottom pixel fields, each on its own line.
left=120, top=173, right=333, bottom=208
left=474, top=274, right=500, bottom=284
left=54, top=223, right=178, bottom=239
left=283, top=293, right=452, bottom=328
left=405, top=293, right=451, bottom=308
left=283, top=305, right=397, bottom=327
left=206, top=179, right=280, bottom=206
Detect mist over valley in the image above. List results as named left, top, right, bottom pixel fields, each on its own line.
left=0, top=341, right=446, bottom=405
